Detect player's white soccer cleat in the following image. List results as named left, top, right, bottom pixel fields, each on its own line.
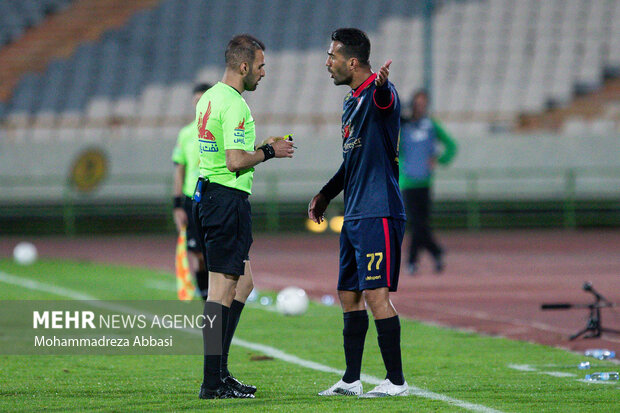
left=318, top=379, right=363, bottom=396
left=359, top=379, right=409, bottom=398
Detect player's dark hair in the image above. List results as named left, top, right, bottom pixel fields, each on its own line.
left=193, top=83, right=212, bottom=94
left=331, top=28, right=371, bottom=66
left=225, top=34, right=265, bottom=69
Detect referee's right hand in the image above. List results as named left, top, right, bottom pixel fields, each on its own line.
left=271, top=139, right=295, bottom=158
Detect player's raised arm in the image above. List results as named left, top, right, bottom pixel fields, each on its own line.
left=373, top=59, right=395, bottom=112
left=375, top=59, right=392, bottom=87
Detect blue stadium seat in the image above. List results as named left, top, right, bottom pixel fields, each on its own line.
left=36, top=59, right=69, bottom=113
left=92, top=33, right=122, bottom=98
left=2, top=0, right=616, bottom=133
left=62, top=43, right=97, bottom=112
left=117, top=55, right=145, bottom=98
left=0, top=0, right=74, bottom=45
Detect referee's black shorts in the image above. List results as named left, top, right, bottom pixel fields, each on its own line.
left=193, top=182, right=252, bottom=276
left=183, top=196, right=201, bottom=253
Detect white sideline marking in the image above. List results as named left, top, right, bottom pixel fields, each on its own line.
left=506, top=363, right=613, bottom=383
left=508, top=364, right=578, bottom=377
left=144, top=280, right=176, bottom=291
left=507, top=364, right=537, bottom=372
left=540, top=371, right=576, bottom=378
left=234, top=338, right=503, bottom=412
left=0, top=271, right=503, bottom=413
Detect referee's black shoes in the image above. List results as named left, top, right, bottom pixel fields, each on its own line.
left=199, top=382, right=255, bottom=399
left=224, top=374, right=257, bottom=395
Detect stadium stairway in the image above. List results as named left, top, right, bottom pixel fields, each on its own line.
left=0, top=0, right=160, bottom=104
left=517, top=76, right=620, bottom=132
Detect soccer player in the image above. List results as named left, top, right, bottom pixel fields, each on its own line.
left=400, top=89, right=457, bottom=274
left=308, top=28, right=408, bottom=397
left=172, top=83, right=212, bottom=299
left=194, top=34, right=294, bottom=399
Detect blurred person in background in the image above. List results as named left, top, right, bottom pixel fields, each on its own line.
left=172, top=83, right=212, bottom=299
left=399, top=89, right=457, bottom=275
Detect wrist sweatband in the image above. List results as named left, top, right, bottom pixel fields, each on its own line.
left=173, top=196, right=184, bottom=208
left=258, top=144, right=275, bottom=161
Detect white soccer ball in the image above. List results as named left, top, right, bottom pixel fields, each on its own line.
left=276, top=286, right=309, bottom=316
left=13, top=242, right=38, bottom=265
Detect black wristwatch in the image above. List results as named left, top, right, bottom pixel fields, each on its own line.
left=258, top=144, right=275, bottom=161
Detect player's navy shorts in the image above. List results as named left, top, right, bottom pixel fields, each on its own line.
left=183, top=196, right=201, bottom=252
left=193, top=181, right=252, bottom=276
left=338, top=217, right=405, bottom=292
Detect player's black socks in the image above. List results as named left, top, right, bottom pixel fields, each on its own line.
left=195, top=270, right=209, bottom=300
left=375, top=315, right=405, bottom=386
left=342, top=310, right=369, bottom=383
left=221, top=299, right=245, bottom=378
left=203, top=303, right=229, bottom=389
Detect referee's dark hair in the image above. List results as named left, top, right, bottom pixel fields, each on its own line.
left=225, top=34, right=265, bottom=69
left=331, top=28, right=371, bottom=67
left=193, top=83, right=212, bottom=94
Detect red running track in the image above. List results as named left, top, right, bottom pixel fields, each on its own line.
left=1, top=230, right=619, bottom=353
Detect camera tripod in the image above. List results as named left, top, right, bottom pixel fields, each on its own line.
left=541, top=282, right=619, bottom=340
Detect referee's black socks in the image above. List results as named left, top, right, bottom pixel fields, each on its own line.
left=203, top=303, right=229, bottom=389
left=195, top=270, right=209, bottom=300
left=342, top=310, right=369, bottom=383
left=221, top=299, right=245, bottom=378
left=375, top=315, right=405, bottom=386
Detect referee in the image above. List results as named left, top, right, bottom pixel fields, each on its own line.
left=194, top=34, right=294, bottom=399
left=172, top=83, right=211, bottom=299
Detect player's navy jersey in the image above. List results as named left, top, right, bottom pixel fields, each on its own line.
left=322, top=73, right=406, bottom=222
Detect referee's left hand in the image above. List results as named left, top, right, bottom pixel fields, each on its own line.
left=272, top=139, right=295, bottom=158
left=375, top=59, right=392, bottom=87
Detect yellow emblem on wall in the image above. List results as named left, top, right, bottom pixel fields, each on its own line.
left=70, top=148, right=108, bottom=192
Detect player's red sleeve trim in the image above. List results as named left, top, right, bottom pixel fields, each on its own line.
left=373, top=89, right=394, bottom=110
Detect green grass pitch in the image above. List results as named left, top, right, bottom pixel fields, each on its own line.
left=0, top=259, right=618, bottom=412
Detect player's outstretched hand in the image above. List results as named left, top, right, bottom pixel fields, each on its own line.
left=272, top=138, right=295, bottom=158
left=308, top=193, right=328, bottom=224
left=375, top=59, right=392, bottom=87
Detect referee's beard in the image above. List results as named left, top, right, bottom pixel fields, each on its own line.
left=243, top=68, right=261, bottom=91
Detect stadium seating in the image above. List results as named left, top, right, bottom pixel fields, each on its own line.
left=0, top=0, right=73, bottom=46
left=0, top=0, right=618, bottom=137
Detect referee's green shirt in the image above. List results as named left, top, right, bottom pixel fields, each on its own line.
left=195, top=82, right=256, bottom=194
left=171, top=122, right=200, bottom=198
